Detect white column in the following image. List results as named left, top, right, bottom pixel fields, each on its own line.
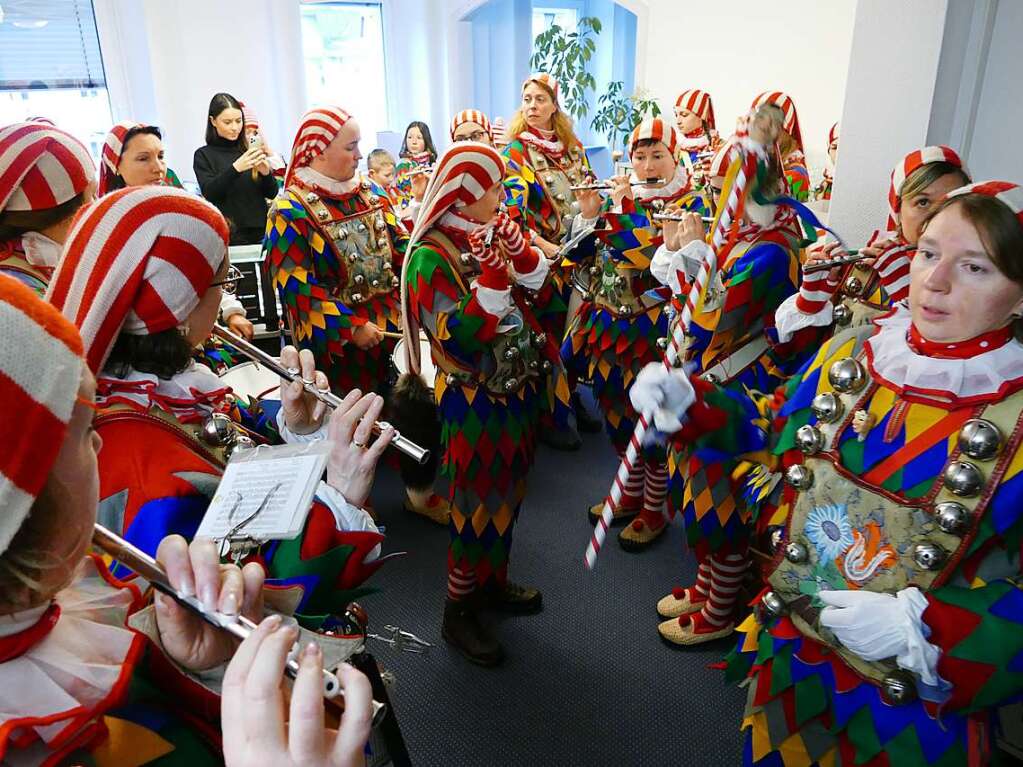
left=828, top=0, right=949, bottom=245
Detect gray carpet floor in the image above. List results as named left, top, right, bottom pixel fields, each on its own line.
left=361, top=397, right=747, bottom=766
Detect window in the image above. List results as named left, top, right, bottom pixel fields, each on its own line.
left=300, top=1, right=387, bottom=152
left=0, top=0, right=113, bottom=167
left=531, top=5, right=579, bottom=41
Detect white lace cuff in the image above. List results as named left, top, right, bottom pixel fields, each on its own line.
left=774, top=293, right=833, bottom=343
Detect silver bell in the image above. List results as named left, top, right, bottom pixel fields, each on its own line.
left=943, top=461, right=983, bottom=497
left=827, top=358, right=866, bottom=394
left=532, top=332, right=547, bottom=348
left=544, top=175, right=556, bottom=185
left=760, top=591, right=787, bottom=617
left=347, top=252, right=358, bottom=263
left=225, top=433, right=257, bottom=459
left=460, top=252, right=473, bottom=265
left=617, top=305, right=631, bottom=317
left=201, top=413, right=236, bottom=447
left=843, top=276, right=863, bottom=296
left=317, top=209, right=329, bottom=221
left=589, top=265, right=601, bottom=277
left=912, top=542, right=946, bottom=570
left=529, top=360, right=540, bottom=371
left=770, top=528, right=785, bottom=552
left=306, top=192, right=320, bottom=203
left=375, top=218, right=387, bottom=231
left=614, top=274, right=628, bottom=289
left=934, top=501, right=968, bottom=535
left=650, top=198, right=665, bottom=212
left=368, top=194, right=380, bottom=205
left=656, top=337, right=670, bottom=351
left=555, top=193, right=566, bottom=203
left=445, top=374, right=458, bottom=387
left=795, top=425, right=825, bottom=455
left=504, top=377, right=519, bottom=392
left=503, top=346, right=521, bottom=361
left=833, top=304, right=852, bottom=327
left=784, top=541, right=809, bottom=564
left=354, top=274, right=366, bottom=285
left=958, top=419, right=1002, bottom=461
left=882, top=670, right=917, bottom=705
left=811, top=392, right=844, bottom=424
left=356, top=222, right=367, bottom=233
left=351, top=292, right=364, bottom=303
left=391, top=277, right=400, bottom=289
left=785, top=464, right=813, bottom=490
left=371, top=279, right=380, bottom=289
left=541, top=360, right=553, bottom=372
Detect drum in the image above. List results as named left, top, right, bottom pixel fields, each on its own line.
left=392, top=333, right=436, bottom=389
left=220, top=360, right=281, bottom=401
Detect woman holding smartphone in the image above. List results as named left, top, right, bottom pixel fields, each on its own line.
left=193, top=92, right=279, bottom=245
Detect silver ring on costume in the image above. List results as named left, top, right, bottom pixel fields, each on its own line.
left=352, top=438, right=367, bottom=449
left=301, top=377, right=316, bottom=386
left=286, top=367, right=301, bottom=377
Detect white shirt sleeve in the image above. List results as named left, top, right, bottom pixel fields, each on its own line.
left=220, top=291, right=245, bottom=321
left=472, top=282, right=515, bottom=320
left=650, top=240, right=713, bottom=294
left=511, top=247, right=550, bottom=291
left=774, top=293, right=834, bottom=343
left=275, top=406, right=330, bottom=444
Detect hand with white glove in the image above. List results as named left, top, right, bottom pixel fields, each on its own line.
left=629, top=362, right=696, bottom=434
left=818, top=587, right=944, bottom=688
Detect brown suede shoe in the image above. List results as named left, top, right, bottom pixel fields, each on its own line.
left=442, top=598, right=504, bottom=667
left=480, top=581, right=543, bottom=615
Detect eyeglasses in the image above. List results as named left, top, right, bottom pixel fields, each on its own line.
left=210, top=265, right=244, bottom=294
left=454, top=130, right=489, bottom=143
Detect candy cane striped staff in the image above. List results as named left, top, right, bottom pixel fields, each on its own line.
left=584, top=137, right=763, bottom=570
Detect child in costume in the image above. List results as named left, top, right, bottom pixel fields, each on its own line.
left=401, top=142, right=556, bottom=666
left=633, top=180, right=1023, bottom=767
left=750, top=91, right=811, bottom=202
left=0, top=122, right=96, bottom=294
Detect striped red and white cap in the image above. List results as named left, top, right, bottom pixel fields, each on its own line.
left=0, top=122, right=95, bottom=213
left=708, top=137, right=740, bottom=180
left=887, top=145, right=964, bottom=230
left=450, top=109, right=493, bottom=142
left=750, top=91, right=803, bottom=152
left=240, top=102, right=259, bottom=131
left=99, top=121, right=144, bottom=196
left=46, top=186, right=229, bottom=375
left=285, top=106, right=352, bottom=188
left=0, top=275, right=85, bottom=554
left=523, top=73, right=560, bottom=103
left=628, top=117, right=679, bottom=158
left=674, top=89, right=716, bottom=130
left=401, top=142, right=506, bottom=375
left=947, top=180, right=1023, bottom=228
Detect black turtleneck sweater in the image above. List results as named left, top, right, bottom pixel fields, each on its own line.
left=193, top=136, right=279, bottom=245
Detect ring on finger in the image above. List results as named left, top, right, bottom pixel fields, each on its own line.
left=352, top=438, right=368, bottom=449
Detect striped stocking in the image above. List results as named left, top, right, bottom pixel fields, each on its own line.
left=447, top=565, right=476, bottom=601
left=701, top=552, right=747, bottom=628
left=620, top=449, right=645, bottom=504
left=672, top=560, right=711, bottom=604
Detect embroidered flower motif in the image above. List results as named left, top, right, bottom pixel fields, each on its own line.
left=805, top=504, right=855, bottom=562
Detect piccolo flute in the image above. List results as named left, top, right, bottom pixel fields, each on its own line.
left=569, top=177, right=664, bottom=191
left=801, top=251, right=868, bottom=274
left=211, top=325, right=430, bottom=465
left=652, top=213, right=716, bottom=223
left=91, top=524, right=388, bottom=727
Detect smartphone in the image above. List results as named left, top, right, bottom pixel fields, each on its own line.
left=247, top=132, right=263, bottom=152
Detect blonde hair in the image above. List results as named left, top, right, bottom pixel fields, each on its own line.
left=367, top=148, right=396, bottom=172
left=506, top=80, right=581, bottom=150
left=900, top=162, right=969, bottom=203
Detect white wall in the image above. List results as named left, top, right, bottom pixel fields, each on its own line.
left=640, top=0, right=856, bottom=176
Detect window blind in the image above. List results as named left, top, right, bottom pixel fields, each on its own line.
left=0, top=0, right=106, bottom=90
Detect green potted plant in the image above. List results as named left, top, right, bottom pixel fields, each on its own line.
left=590, top=82, right=662, bottom=154
left=529, top=16, right=602, bottom=122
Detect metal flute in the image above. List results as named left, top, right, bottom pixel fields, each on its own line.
left=211, top=325, right=430, bottom=465
left=801, top=251, right=868, bottom=274
left=91, top=524, right=388, bottom=727
left=652, top=212, right=716, bottom=224
left=569, top=177, right=664, bottom=191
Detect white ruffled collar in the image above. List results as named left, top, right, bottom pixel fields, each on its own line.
left=678, top=130, right=714, bottom=152
left=518, top=128, right=566, bottom=157
left=866, top=305, right=1023, bottom=405
left=97, top=360, right=232, bottom=423
left=0, top=557, right=143, bottom=758
left=293, top=166, right=364, bottom=198
left=632, top=163, right=690, bottom=202
left=20, top=231, right=62, bottom=269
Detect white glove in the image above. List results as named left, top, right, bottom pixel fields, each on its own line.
left=629, top=362, right=696, bottom=434
left=819, top=587, right=943, bottom=688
